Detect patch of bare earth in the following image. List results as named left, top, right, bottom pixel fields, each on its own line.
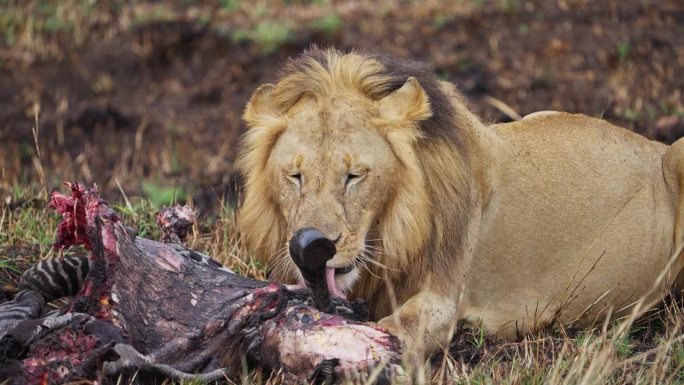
left=1, top=0, right=682, bottom=210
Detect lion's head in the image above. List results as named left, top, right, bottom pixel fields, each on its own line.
left=238, top=48, right=472, bottom=318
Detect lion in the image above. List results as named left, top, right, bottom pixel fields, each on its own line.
left=237, top=48, right=684, bottom=356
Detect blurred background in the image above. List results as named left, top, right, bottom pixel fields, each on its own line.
left=1, top=0, right=683, bottom=211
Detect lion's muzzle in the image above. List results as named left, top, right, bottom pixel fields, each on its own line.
left=289, top=228, right=339, bottom=312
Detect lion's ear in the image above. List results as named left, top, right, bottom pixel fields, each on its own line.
left=378, top=77, right=432, bottom=122
left=244, top=83, right=277, bottom=126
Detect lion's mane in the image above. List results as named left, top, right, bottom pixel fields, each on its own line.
left=238, top=48, right=477, bottom=317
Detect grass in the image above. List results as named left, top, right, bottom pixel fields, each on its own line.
left=0, top=0, right=341, bottom=59
left=140, top=180, right=189, bottom=208
left=233, top=21, right=295, bottom=55
left=0, top=189, right=56, bottom=251
left=2, top=0, right=684, bottom=383
left=0, top=0, right=95, bottom=59
left=309, top=13, right=342, bottom=37
left=2, top=182, right=684, bottom=384
left=0, top=0, right=484, bottom=60
left=435, top=311, right=684, bottom=384
left=616, top=41, right=631, bottom=65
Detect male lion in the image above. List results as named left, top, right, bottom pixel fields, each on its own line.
left=237, top=48, right=684, bottom=355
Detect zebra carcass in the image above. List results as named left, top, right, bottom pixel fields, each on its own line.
left=0, top=183, right=402, bottom=384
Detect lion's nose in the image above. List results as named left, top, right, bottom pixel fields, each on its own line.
left=289, top=228, right=337, bottom=271
left=289, top=228, right=337, bottom=313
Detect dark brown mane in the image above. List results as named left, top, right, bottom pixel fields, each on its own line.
left=280, top=47, right=464, bottom=149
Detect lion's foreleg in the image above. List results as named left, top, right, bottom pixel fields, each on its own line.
left=379, top=200, right=481, bottom=358
left=378, top=290, right=460, bottom=359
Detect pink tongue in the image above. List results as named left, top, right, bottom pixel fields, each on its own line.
left=325, top=267, right=347, bottom=300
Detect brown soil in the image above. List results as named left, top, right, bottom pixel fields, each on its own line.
left=1, top=0, right=683, bottom=209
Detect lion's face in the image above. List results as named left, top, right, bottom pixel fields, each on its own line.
left=268, top=97, right=400, bottom=295
left=239, top=53, right=436, bottom=301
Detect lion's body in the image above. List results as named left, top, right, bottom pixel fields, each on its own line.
left=464, top=113, right=678, bottom=336
left=238, top=49, right=684, bottom=355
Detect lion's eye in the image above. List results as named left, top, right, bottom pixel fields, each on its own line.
left=345, top=173, right=365, bottom=189
left=286, top=173, right=302, bottom=188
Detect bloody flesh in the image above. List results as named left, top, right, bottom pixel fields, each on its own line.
left=0, top=183, right=402, bottom=384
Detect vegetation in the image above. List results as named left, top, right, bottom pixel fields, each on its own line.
left=2, top=183, right=684, bottom=384
left=2, top=0, right=683, bottom=383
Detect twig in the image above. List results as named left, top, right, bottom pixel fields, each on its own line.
left=483, top=95, right=522, bottom=121
left=115, top=178, right=134, bottom=212
left=31, top=102, right=48, bottom=201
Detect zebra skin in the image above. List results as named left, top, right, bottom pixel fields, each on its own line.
left=0, top=254, right=90, bottom=339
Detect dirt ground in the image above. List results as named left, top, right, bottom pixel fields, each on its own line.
left=1, top=0, right=683, bottom=209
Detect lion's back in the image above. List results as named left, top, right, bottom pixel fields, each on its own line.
left=492, top=111, right=668, bottom=159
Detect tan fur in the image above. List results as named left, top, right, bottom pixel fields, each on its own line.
left=238, top=49, right=684, bottom=356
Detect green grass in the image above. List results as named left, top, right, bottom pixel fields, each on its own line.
left=249, top=21, right=294, bottom=54
left=617, top=41, right=631, bottom=65
left=0, top=0, right=93, bottom=55
left=141, top=180, right=189, bottom=208
left=113, top=198, right=162, bottom=240
left=0, top=259, right=20, bottom=274
left=432, top=13, right=455, bottom=30
left=219, top=0, right=240, bottom=12
left=309, top=13, right=342, bottom=37
left=229, top=20, right=295, bottom=54
left=0, top=187, right=57, bottom=250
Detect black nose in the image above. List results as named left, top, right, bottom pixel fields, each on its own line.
left=289, top=228, right=337, bottom=313
left=289, top=228, right=337, bottom=273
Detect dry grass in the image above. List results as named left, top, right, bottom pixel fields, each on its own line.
left=2, top=1, right=684, bottom=383
left=430, top=303, right=684, bottom=385
left=0, top=0, right=479, bottom=61
left=2, top=0, right=682, bottom=207
left=1, top=184, right=684, bottom=384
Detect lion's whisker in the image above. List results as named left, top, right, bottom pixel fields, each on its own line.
left=363, top=243, right=401, bottom=255
left=249, top=239, right=287, bottom=252
left=364, top=237, right=401, bottom=242
left=268, top=259, right=288, bottom=280
left=358, top=251, right=399, bottom=272
left=357, top=256, right=384, bottom=279
left=266, top=246, right=287, bottom=261
left=360, top=246, right=400, bottom=269
left=361, top=243, right=390, bottom=252
left=272, top=249, right=297, bottom=281
left=266, top=247, right=288, bottom=266
left=363, top=245, right=392, bottom=255
left=270, top=251, right=288, bottom=266
left=267, top=247, right=292, bottom=280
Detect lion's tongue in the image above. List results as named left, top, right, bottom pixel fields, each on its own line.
left=325, top=267, right=347, bottom=300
